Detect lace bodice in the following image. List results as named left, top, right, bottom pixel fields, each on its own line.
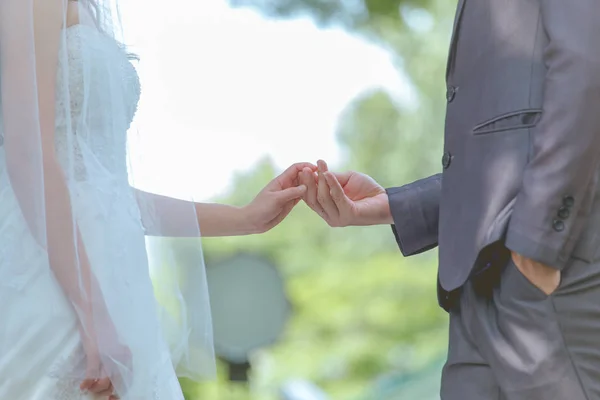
left=54, top=24, right=141, bottom=182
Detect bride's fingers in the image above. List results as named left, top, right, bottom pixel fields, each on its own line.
left=300, top=168, right=324, bottom=215
left=89, top=377, right=112, bottom=393
left=96, top=382, right=114, bottom=397
left=80, top=378, right=96, bottom=391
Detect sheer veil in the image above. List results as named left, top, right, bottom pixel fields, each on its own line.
left=0, top=0, right=215, bottom=397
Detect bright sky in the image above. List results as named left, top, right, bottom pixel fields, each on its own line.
left=121, top=0, right=408, bottom=201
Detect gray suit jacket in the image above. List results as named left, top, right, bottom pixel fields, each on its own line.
left=387, top=0, right=600, bottom=293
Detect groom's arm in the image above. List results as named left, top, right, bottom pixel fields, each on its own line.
left=505, top=0, right=600, bottom=269
left=386, top=174, right=441, bottom=256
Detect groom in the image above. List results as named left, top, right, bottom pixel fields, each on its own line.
left=298, top=1, right=600, bottom=399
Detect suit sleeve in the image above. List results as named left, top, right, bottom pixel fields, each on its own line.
left=505, top=0, right=600, bottom=269
left=386, top=174, right=441, bottom=256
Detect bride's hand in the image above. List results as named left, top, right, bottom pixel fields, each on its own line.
left=79, top=330, right=115, bottom=398
left=242, top=162, right=317, bottom=233
left=78, top=307, right=131, bottom=399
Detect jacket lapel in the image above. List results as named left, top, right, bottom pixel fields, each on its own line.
left=445, top=0, right=466, bottom=81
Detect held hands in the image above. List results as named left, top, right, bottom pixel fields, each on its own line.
left=298, top=160, right=392, bottom=227
left=243, top=159, right=391, bottom=232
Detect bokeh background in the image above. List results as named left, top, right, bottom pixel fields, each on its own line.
left=121, top=0, right=456, bottom=398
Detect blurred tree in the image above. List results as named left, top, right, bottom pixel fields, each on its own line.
left=228, top=0, right=441, bottom=40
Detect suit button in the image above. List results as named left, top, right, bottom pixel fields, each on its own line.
left=563, top=196, right=575, bottom=207
left=446, top=86, right=457, bottom=103
left=442, top=152, right=452, bottom=169
left=558, top=206, right=570, bottom=219
left=553, top=219, right=565, bottom=232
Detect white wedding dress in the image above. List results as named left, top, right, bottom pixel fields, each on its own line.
left=0, top=25, right=186, bottom=399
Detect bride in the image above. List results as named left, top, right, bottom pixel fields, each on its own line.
left=0, top=0, right=312, bottom=399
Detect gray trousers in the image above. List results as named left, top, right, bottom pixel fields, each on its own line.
left=441, top=256, right=600, bottom=400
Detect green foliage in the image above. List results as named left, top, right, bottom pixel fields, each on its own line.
left=180, top=0, right=458, bottom=398
left=228, top=0, right=441, bottom=41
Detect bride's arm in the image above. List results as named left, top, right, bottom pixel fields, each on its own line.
left=134, top=190, right=255, bottom=237
left=134, top=162, right=315, bottom=237
left=0, top=0, right=96, bottom=323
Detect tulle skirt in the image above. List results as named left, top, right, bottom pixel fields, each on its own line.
left=0, top=169, right=184, bottom=400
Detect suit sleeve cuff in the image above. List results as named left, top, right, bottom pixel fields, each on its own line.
left=386, top=175, right=441, bottom=257
left=505, top=223, right=571, bottom=270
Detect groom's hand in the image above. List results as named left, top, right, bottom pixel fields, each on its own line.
left=511, top=251, right=561, bottom=295
left=299, top=160, right=392, bottom=227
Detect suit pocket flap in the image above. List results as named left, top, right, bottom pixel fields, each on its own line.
left=473, top=109, right=542, bottom=135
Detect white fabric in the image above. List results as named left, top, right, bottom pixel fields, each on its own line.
left=0, top=6, right=214, bottom=398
